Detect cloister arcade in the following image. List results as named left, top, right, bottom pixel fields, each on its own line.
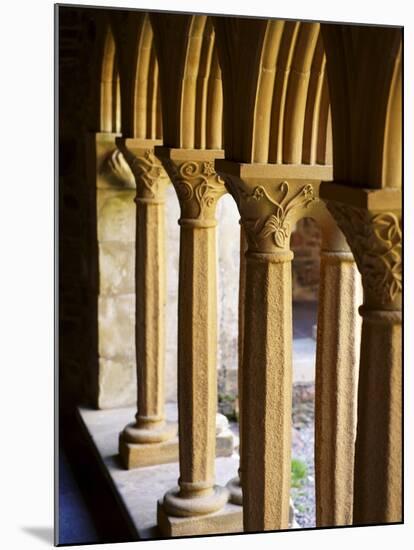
left=58, top=6, right=402, bottom=540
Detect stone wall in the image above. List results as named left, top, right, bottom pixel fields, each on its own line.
left=93, top=135, right=137, bottom=409
left=59, top=7, right=96, bottom=413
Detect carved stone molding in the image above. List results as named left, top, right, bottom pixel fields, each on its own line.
left=164, top=159, right=227, bottom=220
left=327, top=202, right=402, bottom=307
left=100, top=148, right=136, bottom=189
left=122, top=148, right=169, bottom=200
left=225, top=176, right=317, bottom=253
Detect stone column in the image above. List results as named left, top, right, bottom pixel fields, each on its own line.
left=225, top=224, right=298, bottom=526
left=219, top=162, right=318, bottom=532
left=116, top=138, right=177, bottom=468
left=314, top=211, right=362, bottom=526
left=321, top=184, right=402, bottom=525
left=156, top=149, right=238, bottom=537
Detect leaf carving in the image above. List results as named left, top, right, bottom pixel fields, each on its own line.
left=328, top=204, right=402, bottom=305
left=243, top=182, right=315, bottom=250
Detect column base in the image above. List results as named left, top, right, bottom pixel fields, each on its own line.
left=225, top=478, right=299, bottom=529
left=119, top=425, right=235, bottom=469
left=157, top=498, right=243, bottom=537
left=226, top=476, right=242, bottom=505
left=119, top=431, right=179, bottom=469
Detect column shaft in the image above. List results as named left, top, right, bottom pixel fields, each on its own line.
left=116, top=142, right=177, bottom=459
left=177, top=222, right=217, bottom=489
left=322, top=197, right=402, bottom=525
left=353, top=310, right=402, bottom=523
left=315, top=251, right=362, bottom=526
left=217, top=172, right=318, bottom=532
left=158, top=150, right=229, bottom=521
left=135, top=198, right=166, bottom=427
left=242, top=251, right=293, bottom=531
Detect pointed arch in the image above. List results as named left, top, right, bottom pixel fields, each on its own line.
left=214, top=18, right=331, bottom=166
left=282, top=22, right=320, bottom=163
left=214, top=16, right=267, bottom=161
left=132, top=14, right=162, bottom=140
left=109, top=12, right=162, bottom=140
left=381, top=41, right=402, bottom=188
left=322, top=24, right=402, bottom=188
left=100, top=26, right=121, bottom=133
left=150, top=13, right=224, bottom=149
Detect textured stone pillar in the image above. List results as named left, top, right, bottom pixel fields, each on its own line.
left=219, top=162, right=318, bottom=532
left=155, top=149, right=239, bottom=536
left=322, top=184, right=402, bottom=525
left=242, top=248, right=293, bottom=532
left=315, top=215, right=362, bottom=526
left=116, top=139, right=177, bottom=468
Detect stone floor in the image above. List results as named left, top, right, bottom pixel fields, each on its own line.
left=75, top=392, right=317, bottom=540
left=59, top=303, right=318, bottom=542
left=77, top=404, right=240, bottom=540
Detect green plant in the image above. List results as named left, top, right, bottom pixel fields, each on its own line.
left=291, top=458, right=307, bottom=488
left=217, top=393, right=239, bottom=422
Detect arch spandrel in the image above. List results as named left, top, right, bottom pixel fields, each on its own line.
left=301, top=32, right=330, bottom=166
left=100, top=25, right=121, bottom=133
left=267, top=21, right=300, bottom=164
left=382, top=42, right=401, bottom=189
left=214, top=18, right=331, bottom=168
left=213, top=17, right=269, bottom=161
left=109, top=11, right=142, bottom=137
left=150, top=13, right=193, bottom=148
left=206, top=48, right=223, bottom=150
left=150, top=14, right=224, bottom=150
left=282, top=22, right=321, bottom=164
left=252, top=20, right=286, bottom=164
left=110, top=12, right=162, bottom=140
left=321, top=24, right=402, bottom=188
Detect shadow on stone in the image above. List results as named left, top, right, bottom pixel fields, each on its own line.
left=21, top=526, right=54, bottom=545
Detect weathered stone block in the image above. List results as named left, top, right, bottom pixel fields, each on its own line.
left=98, top=357, right=137, bottom=409
left=95, top=134, right=136, bottom=190
left=99, top=241, right=135, bottom=296
left=157, top=500, right=243, bottom=537
left=98, top=294, right=135, bottom=359
left=97, top=189, right=136, bottom=243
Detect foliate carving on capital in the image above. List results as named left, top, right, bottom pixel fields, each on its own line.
left=165, top=160, right=226, bottom=219
left=126, top=149, right=168, bottom=199
left=226, top=179, right=316, bottom=251
left=327, top=203, right=402, bottom=305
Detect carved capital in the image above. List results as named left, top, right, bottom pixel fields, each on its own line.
left=163, top=159, right=227, bottom=221
left=124, top=148, right=169, bottom=201
left=114, top=139, right=170, bottom=201
left=327, top=202, right=402, bottom=309
left=225, top=175, right=318, bottom=253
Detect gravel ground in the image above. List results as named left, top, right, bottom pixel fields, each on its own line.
left=291, top=383, right=315, bottom=528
